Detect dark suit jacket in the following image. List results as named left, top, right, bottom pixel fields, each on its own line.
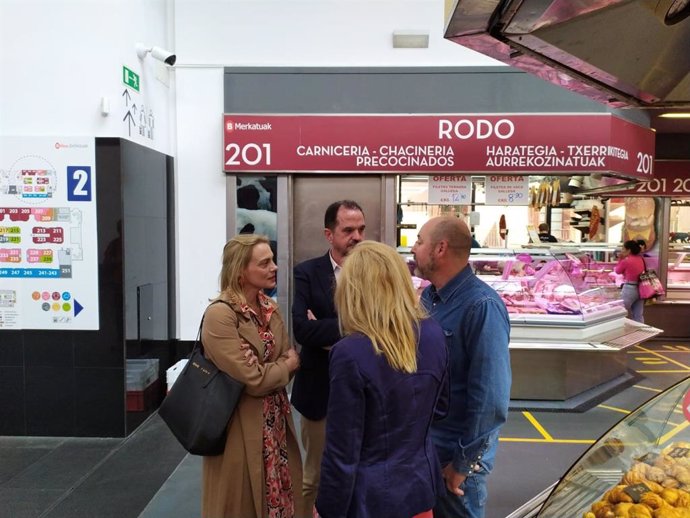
left=316, top=318, right=449, bottom=518
left=291, top=252, right=341, bottom=420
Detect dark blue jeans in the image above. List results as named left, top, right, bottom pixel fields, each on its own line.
left=433, top=465, right=489, bottom=518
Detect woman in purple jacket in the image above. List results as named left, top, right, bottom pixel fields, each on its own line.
left=315, top=241, right=449, bottom=518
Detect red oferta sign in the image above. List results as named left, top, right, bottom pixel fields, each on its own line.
left=223, top=114, right=655, bottom=178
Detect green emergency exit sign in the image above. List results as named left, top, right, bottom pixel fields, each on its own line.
left=123, top=66, right=140, bottom=92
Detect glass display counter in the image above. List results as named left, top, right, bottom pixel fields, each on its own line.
left=667, top=244, right=690, bottom=299
left=534, top=376, right=690, bottom=518
left=399, top=246, right=662, bottom=401
left=469, top=248, right=661, bottom=401
left=470, top=248, right=622, bottom=323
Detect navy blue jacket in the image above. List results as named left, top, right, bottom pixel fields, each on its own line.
left=316, top=318, right=449, bottom=518
left=291, top=252, right=341, bottom=420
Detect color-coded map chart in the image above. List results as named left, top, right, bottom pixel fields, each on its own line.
left=0, top=137, right=98, bottom=329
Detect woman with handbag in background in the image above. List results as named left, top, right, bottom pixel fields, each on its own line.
left=614, top=240, right=646, bottom=323
left=315, top=241, right=449, bottom=518
left=201, top=234, right=303, bottom=518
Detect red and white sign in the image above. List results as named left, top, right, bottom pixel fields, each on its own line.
left=485, top=175, right=530, bottom=205
left=605, top=161, right=690, bottom=197
left=222, top=114, right=655, bottom=178
left=428, top=175, right=471, bottom=204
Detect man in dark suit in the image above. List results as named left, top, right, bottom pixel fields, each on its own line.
left=291, top=200, right=366, bottom=514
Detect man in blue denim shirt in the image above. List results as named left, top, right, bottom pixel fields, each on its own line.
left=412, top=216, right=511, bottom=518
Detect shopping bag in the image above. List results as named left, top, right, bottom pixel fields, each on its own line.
left=638, top=269, right=664, bottom=300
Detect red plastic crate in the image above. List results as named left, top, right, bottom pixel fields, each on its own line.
left=126, top=379, right=161, bottom=412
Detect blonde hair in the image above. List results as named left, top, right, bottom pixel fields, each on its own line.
left=335, top=241, right=426, bottom=373
left=219, top=234, right=270, bottom=305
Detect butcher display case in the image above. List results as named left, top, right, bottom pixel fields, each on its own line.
left=667, top=244, right=690, bottom=299
left=470, top=247, right=622, bottom=322
left=526, top=376, right=690, bottom=518
left=467, top=248, right=662, bottom=401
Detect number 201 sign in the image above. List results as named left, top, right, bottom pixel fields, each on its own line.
left=603, top=161, right=690, bottom=197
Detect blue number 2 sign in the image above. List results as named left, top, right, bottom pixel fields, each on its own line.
left=67, top=166, right=92, bottom=201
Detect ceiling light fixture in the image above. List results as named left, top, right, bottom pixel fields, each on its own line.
left=659, top=113, right=690, bottom=119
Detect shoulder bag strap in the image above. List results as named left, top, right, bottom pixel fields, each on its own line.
left=197, top=299, right=235, bottom=356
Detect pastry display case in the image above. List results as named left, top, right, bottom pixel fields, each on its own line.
left=534, top=376, right=690, bottom=518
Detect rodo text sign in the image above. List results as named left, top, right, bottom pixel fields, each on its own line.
left=223, top=114, right=655, bottom=179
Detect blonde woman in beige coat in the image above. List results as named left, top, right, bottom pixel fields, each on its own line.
left=201, top=234, right=304, bottom=518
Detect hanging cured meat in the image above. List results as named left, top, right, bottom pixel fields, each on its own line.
left=589, top=206, right=601, bottom=240
left=551, top=179, right=560, bottom=207
left=499, top=214, right=507, bottom=240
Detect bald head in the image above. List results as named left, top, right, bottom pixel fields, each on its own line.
left=427, top=216, right=472, bottom=259
left=412, top=216, right=472, bottom=289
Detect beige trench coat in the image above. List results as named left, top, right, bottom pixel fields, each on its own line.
left=200, top=298, right=304, bottom=518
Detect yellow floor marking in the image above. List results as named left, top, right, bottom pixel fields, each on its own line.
left=663, top=345, right=690, bottom=351
left=659, top=421, right=690, bottom=446
left=499, top=437, right=595, bottom=444
left=633, top=385, right=663, bottom=393
left=635, top=344, right=690, bottom=370
left=636, top=351, right=690, bottom=354
left=639, top=361, right=669, bottom=365
left=634, top=356, right=666, bottom=361
left=637, top=370, right=690, bottom=373
left=522, top=411, right=554, bottom=441
left=598, top=404, right=631, bottom=414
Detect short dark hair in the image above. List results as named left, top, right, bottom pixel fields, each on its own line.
left=324, top=200, right=364, bottom=230
left=538, top=223, right=549, bottom=232
left=623, top=240, right=641, bottom=255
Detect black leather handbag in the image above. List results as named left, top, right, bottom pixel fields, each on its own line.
left=159, top=300, right=244, bottom=456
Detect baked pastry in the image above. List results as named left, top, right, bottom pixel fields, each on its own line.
left=629, top=503, right=653, bottom=518
left=672, top=467, right=690, bottom=485
left=661, top=488, right=680, bottom=505
left=593, top=504, right=615, bottom=518
left=675, top=490, right=690, bottom=508
left=641, top=492, right=665, bottom=510
left=593, top=500, right=612, bottom=512
left=625, top=471, right=651, bottom=485
left=609, top=486, right=635, bottom=503
left=653, top=507, right=683, bottom=518
left=649, top=467, right=669, bottom=483
left=647, top=481, right=666, bottom=494
left=614, top=502, right=634, bottom=517
left=662, top=478, right=680, bottom=489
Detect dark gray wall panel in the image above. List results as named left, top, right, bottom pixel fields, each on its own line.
left=223, top=67, right=649, bottom=128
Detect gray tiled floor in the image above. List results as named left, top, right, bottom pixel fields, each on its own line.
left=2, top=340, right=690, bottom=518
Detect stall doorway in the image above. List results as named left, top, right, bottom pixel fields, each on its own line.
left=291, top=175, right=388, bottom=265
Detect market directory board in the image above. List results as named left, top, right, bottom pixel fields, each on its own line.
left=0, top=137, right=99, bottom=330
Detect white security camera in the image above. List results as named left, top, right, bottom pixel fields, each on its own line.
left=136, top=43, right=176, bottom=66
